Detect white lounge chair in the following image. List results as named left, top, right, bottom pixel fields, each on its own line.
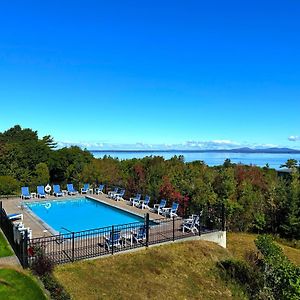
left=95, top=184, right=105, bottom=195
left=137, top=195, right=151, bottom=209
left=67, top=183, right=78, bottom=195
left=18, top=227, right=32, bottom=240
left=13, top=222, right=25, bottom=243
left=21, top=187, right=31, bottom=199
left=113, top=189, right=125, bottom=201
left=105, top=230, right=122, bottom=250
left=37, top=185, right=46, bottom=198
left=7, top=213, right=23, bottom=221
left=182, top=215, right=199, bottom=233
left=132, top=226, right=147, bottom=244
left=152, top=199, right=167, bottom=215
left=108, top=187, right=119, bottom=198
left=53, top=184, right=64, bottom=197
left=81, top=183, right=90, bottom=194
left=129, top=193, right=141, bottom=206
left=162, top=202, right=179, bottom=218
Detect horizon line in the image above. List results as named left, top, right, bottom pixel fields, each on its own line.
left=88, top=148, right=300, bottom=154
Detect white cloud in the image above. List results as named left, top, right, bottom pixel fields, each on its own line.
left=56, top=139, right=242, bottom=150
left=211, top=140, right=237, bottom=145
left=288, top=135, right=300, bottom=142
left=56, top=141, right=104, bottom=149
left=56, top=139, right=295, bottom=151
left=250, top=143, right=279, bottom=149
left=181, top=140, right=240, bottom=150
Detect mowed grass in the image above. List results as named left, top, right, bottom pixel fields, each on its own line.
left=54, top=233, right=300, bottom=300
left=55, top=240, right=247, bottom=300
left=227, top=232, right=300, bottom=266
left=0, top=231, right=13, bottom=257
left=0, top=268, right=47, bottom=300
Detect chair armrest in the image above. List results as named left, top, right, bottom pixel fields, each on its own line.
left=162, top=207, right=171, bottom=212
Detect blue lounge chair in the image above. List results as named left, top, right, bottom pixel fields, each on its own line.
left=130, top=193, right=141, bottom=206
left=113, top=189, right=125, bottom=201
left=21, top=187, right=31, bottom=199
left=8, top=213, right=23, bottom=221
left=67, top=183, right=78, bottom=195
left=162, top=202, right=179, bottom=218
left=137, top=195, right=151, bottom=209
left=152, top=199, right=167, bottom=214
left=95, top=184, right=105, bottom=195
left=108, top=187, right=119, bottom=198
left=182, top=215, right=199, bottom=234
left=132, top=226, right=146, bottom=244
left=81, top=183, right=90, bottom=194
left=37, top=185, right=46, bottom=198
left=53, top=185, right=63, bottom=197
left=105, top=230, right=122, bottom=250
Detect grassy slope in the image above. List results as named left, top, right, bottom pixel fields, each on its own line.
left=55, top=233, right=300, bottom=300
left=227, top=232, right=300, bottom=266
left=0, top=268, right=47, bottom=300
left=0, top=231, right=13, bottom=257
left=55, top=241, right=247, bottom=300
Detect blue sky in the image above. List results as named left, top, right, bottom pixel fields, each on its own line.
left=0, top=1, right=300, bottom=150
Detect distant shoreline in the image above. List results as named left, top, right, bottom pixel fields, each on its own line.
left=89, top=148, right=300, bottom=154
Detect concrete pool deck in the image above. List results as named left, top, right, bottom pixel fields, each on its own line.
left=1, top=194, right=226, bottom=266
left=0, top=193, right=164, bottom=238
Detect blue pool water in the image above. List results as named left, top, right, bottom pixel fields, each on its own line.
left=25, top=197, right=144, bottom=234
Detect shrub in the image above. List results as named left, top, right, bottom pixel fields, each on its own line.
left=30, top=246, right=70, bottom=300
left=255, top=235, right=300, bottom=300
left=41, top=274, right=71, bottom=300
left=274, top=236, right=300, bottom=250
left=218, top=258, right=263, bottom=297
left=251, top=213, right=266, bottom=233
left=0, top=175, right=19, bottom=195
left=30, top=246, right=54, bottom=276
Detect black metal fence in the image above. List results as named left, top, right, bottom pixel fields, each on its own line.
left=0, top=201, right=29, bottom=267
left=0, top=199, right=225, bottom=268
left=27, top=215, right=190, bottom=265
left=27, top=206, right=224, bottom=266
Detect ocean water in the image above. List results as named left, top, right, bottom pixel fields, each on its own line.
left=91, top=151, right=300, bottom=170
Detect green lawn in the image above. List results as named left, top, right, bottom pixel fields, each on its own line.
left=0, top=268, right=47, bottom=300
left=54, top=233, right=300, bottom=300
left=55, top=240, right=247, bottom=300
left=227, top=232, right=300, bottom=266
left=0, top=230, right=13, bottom=257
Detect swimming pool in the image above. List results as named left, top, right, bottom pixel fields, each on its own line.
left=25, top=197, right=145, bottom=234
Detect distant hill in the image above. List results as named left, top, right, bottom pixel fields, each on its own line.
left=211, top=147, right=300, bottom=154
left=90, top=148, right=300, bottom=154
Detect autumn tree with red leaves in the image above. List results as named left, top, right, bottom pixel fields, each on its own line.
left=159, top=176, right=189, bottom=216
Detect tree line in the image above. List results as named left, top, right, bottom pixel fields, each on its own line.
left=0, top=125, right=300, bottom=239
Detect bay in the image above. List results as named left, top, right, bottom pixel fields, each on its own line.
left=90, top=151, right=300, bottom=170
